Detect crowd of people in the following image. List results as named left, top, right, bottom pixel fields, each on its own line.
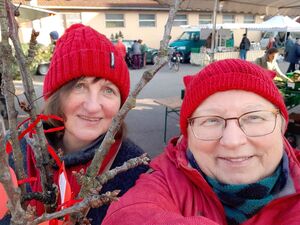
left=238, top=32, right=300, bottom=77
left=114, top=38, right=148, bottom=69
left=252, top=33, right=300, bottom=78
left=1, top=24, right=300, bottom=225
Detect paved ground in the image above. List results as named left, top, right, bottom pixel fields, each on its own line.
left=13, top=61, right=300, bottom=159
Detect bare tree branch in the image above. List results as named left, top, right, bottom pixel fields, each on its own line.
left=0, top=115, right=26, bottom=224
left=31, top=190, right=120, bottom=225
left=0, top=0, right=27, bottom=195
left=73, top=154, right=150, bottom=192
left=96, top=153, right=150, bottom=185
left=5, top=0, right=57, bottom=212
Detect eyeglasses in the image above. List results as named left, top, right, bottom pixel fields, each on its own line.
left=188, top=109, right=280, bottom=141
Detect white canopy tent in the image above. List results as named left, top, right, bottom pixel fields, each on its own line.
left=16, top=4, right=57, bottom=23
left=247, top=16, right=300, bottom=32
left=158, top=0, right=300, bottom=16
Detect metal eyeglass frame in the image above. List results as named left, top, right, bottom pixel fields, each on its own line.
left=188, top=109, right=280, bottom=141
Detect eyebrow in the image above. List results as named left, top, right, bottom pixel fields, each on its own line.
left=194, top=104, right=272, bottom=116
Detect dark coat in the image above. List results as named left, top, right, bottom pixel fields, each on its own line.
left=239, top=37, right=251, bottom=51
left=286, top=42, right=300, bottom=64
left=2, top=128, right=149, bottom=225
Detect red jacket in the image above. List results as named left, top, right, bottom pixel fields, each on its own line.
left=103, top=136, right=300, bottom=225
left=115, top=41, right=126, bottom=59
left=26, top=135, right=148, bottom=225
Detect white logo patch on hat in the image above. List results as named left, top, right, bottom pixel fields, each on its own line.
left=110, top=52, right=115, bottom=68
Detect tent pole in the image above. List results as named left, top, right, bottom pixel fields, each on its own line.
left=210, top=0, right=218, bottom=62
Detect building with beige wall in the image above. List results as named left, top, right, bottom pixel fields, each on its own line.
left=16, top=0, right=264, bottom=49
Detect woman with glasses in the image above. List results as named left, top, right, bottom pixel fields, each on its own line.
left=103, top=59, right=300, bottom=225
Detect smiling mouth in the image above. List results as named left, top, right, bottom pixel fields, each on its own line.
left=78, top=115, right=102, bottom=122
left=219, top=156, right=254, bottom=163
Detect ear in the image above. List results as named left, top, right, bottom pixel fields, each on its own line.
left=183, top=75, right=193, bottom=88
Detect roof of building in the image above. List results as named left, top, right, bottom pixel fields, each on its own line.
left=16, top=0, right=168, bottom=9
left=14, top=0, right=300, bottom=16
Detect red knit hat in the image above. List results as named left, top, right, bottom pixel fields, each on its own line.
left=180, top=59, right=288, bottom=137
left=43, top=24, right=130, bottom=104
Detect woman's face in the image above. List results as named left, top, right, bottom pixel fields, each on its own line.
left=267, top=52, right=276, bottom=62
left=61, top=77, right=121, bottom=152
left=187, top=90, right=284, bottom=184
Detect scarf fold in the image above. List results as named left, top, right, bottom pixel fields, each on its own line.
left=187, top=150, right=287, bottom=225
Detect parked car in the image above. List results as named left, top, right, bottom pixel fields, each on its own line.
left=169, top=31, right=205, bottom=63
left=169, top=30, right=234, bottom=63
left=112, top=39, right=158, bottom=64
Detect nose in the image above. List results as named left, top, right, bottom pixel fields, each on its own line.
left=219, top=119, right=247, bottom=149
left=83, top=91, right=102, bottom=113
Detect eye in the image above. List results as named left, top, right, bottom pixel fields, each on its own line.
left=194, top=117, right=223, bottom=127
left=103, top=86, right=116, bottom=95
left=73, top=82, right=86, bottom=91
left=242, top=114, right=266, bottom=123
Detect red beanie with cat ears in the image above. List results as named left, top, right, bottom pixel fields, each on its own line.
left=180, top=59, right=288, bottom=137
left=43, top=24, right=130, bottom=104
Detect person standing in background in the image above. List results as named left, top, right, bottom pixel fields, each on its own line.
left=49, top=30, right=59, bottom=53
left=138, top=39, right=148, bottom=67
left=255, top=48, right=293, bottom=82
left=114, top=37, right=127, bottom=60
left=131, top=40, right=142, bottom=69
left=286, top=38, right=300, bottom=73
left=266, top=36, right=277, bottom=50
left=205, top=33, right=212, bottom=49
left=284, top=34, right=294, bottom=61
left=239, top=33, right=250, bottom=60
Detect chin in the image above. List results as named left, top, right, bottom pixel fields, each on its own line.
left=221, top=174, right=261, bottom=185
left=77, top=134, right=101, bottom=144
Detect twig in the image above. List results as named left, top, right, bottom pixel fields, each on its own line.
left=5, top=0, right=57, bottom=212
left=96, top=153, right=150, bottom=185
left=73, top=154, right=150, bottom=196
left=0, top=115, right=26, bottom=223
left=0, top=0, right=27, bottom=195
left=31, top=190, right=120, bottom=225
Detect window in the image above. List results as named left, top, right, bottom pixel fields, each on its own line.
left=199, top=14, right=212, bottom=24
left=222, top=14, right=235, bottom=23
left=244, top=15, right=255, bottom=23
left=105, top=14, right=124, bottom=28
left=139, top=14, right=156, bottom=27
left=173, top=14, right=188, bottom=26
left=65, top=13, right=82, bottom=28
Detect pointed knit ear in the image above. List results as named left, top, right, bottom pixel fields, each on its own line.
left=183, top=75, right=193, bottom=88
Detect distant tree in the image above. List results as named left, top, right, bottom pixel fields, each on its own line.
left=110, top=33, right=115, bottom=40
left=118, top=31, right=124, bottom=39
